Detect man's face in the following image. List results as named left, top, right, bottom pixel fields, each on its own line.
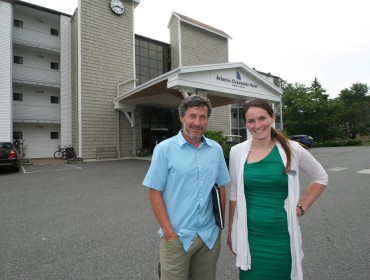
left=180, top=105, right=209, bottom=144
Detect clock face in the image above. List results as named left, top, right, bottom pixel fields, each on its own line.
left=110, top=0, right=124, bottom=15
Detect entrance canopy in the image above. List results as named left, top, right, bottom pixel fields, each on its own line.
left=113, top=62, right=282, bottom=111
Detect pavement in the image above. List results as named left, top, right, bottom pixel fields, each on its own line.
left=29, top=158, right=66, bottom=165
left=27, top=156, right=152, bottom=166
left=1, top=146, right=369, bottom=279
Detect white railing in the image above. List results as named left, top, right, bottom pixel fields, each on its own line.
left=13, top=104, right=61, bottom=123
left=13, top=27, right=60, bottom=52
left=13, top=64, right=60, bottom=87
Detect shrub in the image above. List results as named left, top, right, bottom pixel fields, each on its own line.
left=205, top=130, right=227, bottom=146
left=315, top=139, right=362, bottom=147
left=205, top=130, right=234, bottom=166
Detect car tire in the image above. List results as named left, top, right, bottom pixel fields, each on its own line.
left=14, top=166, right=20, bottom=172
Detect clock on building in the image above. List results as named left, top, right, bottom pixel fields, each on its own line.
left=110, top=0, right=124, bottom=15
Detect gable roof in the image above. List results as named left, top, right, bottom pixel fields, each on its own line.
left=168, top=12, right=231, bottom=40
left=113, top=62, right=282, bottom=110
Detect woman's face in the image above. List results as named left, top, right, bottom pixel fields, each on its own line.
left=245, top=106, right=275, bottom=141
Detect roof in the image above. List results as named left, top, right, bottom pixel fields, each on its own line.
left=15, top=0, right=73, bottom=17
left=168, top=12, right=232, bottom=40
left=113, top=62, right=283, bottom=110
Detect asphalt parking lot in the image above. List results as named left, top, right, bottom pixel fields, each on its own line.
left=0, top=146, right=369, bottom=280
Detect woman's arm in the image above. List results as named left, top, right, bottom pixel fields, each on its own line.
left=227, top=200, right=237, bottom=254
left=227, top=145, right=239, bottom=253
left=295, top=143, right=328, bottom=216
left=296, top=182, right=326, bottom=216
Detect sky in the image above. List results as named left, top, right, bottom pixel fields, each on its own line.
left=21, top=0, right=370, bottom=99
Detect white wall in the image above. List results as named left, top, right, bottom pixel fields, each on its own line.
left=13, top=5, right=61, bottom=51
left=12, top=48, right=61, bottom=86
left=7, top=2, right=69, bottom=158
left=13, top=48, right=59, bottom=69
left=13, top=123, right=61, bottom=158
left=13, top=85, right=60, bottom=122
left=0, top=1, right=13, bottom=141
left=60, top=15, right=72, bottom=147
left=14, top=8, right=60, bottom=33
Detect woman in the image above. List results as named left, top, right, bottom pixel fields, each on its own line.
left=227, top=99, right=328, bottom=280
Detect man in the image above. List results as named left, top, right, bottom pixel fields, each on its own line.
left=13, top=136, right=21, bottom=156
left=143, top=95, right=230, bottom=280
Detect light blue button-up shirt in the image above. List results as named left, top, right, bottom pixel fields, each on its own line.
left=143, top=130, right=230, bottom=251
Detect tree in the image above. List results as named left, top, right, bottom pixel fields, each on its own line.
left=282, top=78, right=333, bottom=142
left=306, top=78, right=333, bottom=142
left=336, top=83, right=370, bottom=139
left=281, top=82, right=309, bottom=134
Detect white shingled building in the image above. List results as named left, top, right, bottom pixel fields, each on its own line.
left=0, top=0, right=283, bottom=159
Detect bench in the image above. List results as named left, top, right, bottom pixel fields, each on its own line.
left=96, top=147, right=117, bottom=159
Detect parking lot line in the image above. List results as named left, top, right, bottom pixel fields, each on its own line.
left=356, top=169, right=370, bottom=174
left=22, top=164, right=82, bottom=173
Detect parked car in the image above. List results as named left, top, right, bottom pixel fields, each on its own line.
left=0, top=142, right=20, bottom=172
left=289, top=134, right=314, bottom=149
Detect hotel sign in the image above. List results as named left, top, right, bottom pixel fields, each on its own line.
left=215, top=70, right=258, bottom=89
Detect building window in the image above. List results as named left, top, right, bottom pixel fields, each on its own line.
left=230, top=102, right=247, bottom=142
left=13, top=132, right=23, bottom=140
left=51, top=62, right=59, bottom=70
left=14, top=20, right=23, bottom=28
left=51, top=96, right=59, bottom=104
left=51, top=28, right=59, bottom=36
left=13, top=92, right=23, bottom=101
left=50, top=132, right=59, bottom=139
left=14, top=56, right=23, bottom=64
left=135, top=35, right=171, bottom=86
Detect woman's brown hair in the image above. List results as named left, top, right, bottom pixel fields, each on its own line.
left=243, top=99, right=292, bottom=173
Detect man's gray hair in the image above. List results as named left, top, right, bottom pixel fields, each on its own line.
left=178, top=95, right=212, bottom=117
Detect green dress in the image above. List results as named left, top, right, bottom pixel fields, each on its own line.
left=240, top=145, right=292, bottom=280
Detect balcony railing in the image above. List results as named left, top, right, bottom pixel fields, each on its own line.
left=13, top=104, right=61, bottom=123
left=13, top=27, right=60, bottom=53
left=13, top=64, right=60, bottom=88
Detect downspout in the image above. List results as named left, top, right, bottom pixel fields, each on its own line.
left=77, top=0, right=82, bottom=157
left=280, top=95, right=284, bottom=130
left=117, top=103, right=120, bottom=157
left=177, top=17, right=182, bottom=67
left=130, top=0, right=137, bottom=158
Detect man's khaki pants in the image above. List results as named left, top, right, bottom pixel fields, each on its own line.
left=159, top=231, right=221, bottom=280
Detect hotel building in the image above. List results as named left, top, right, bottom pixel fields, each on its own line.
left=0, top=0, right=283, bottom=159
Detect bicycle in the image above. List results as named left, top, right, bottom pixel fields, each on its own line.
left=54, top=145, right=66, bottom=159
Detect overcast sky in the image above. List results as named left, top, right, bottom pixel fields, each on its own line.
left=21, top=0, right=370, bottom=98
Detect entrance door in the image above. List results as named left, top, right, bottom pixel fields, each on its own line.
left=141, top=107, right=181, bottom=151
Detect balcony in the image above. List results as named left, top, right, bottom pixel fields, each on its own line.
left=13, top=103, right=61, bottom=124
left=13, top=27, right=60, bottom=54
left=13, top=64, right=60, bottom=88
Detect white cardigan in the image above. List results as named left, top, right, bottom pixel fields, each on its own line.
left=229, top=139, right=328, bottom=280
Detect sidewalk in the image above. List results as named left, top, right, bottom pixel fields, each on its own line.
left=28, top=156, right=152, bottom=166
